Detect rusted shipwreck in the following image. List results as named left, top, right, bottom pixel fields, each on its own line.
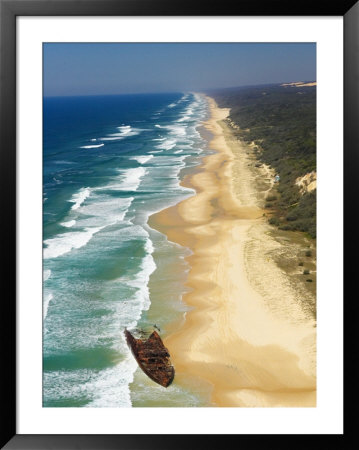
left=124, top=329, right=175, bottom=387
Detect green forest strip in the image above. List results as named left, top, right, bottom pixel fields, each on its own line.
left=211, top=83, right=316, bottom=238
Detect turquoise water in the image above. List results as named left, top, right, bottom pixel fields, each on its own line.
left=43, top=92, right=211, bottom=407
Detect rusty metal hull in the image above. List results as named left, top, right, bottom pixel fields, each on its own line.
left=125, top=329, right=175, bottom=388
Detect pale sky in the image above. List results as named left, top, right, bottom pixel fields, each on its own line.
left=44, top=43, right=316, bottom=96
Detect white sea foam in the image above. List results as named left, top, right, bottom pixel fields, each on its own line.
left=161, top=124, right=187, bottom=137
left=76, top=196, right=134, bottom=227
left=44, top=269, right=51, bottom=281
left=177, top=115, right=190, bottom=123
left=153, top=122, right=189, bottom=152
left=118, top=125, right=131, bottom=132
left=69, top=187, right=91, bottom=210
left=121, top=236, right=156, bottom=313
left=178, top=94, right=189, bottom=103
left=100, top=136, right=125, bottom=141
left=43, top=226, right=104, bottom=259
left=129, top=155, right=153, bottom=164
left=174, top=150, right=183, bottom=154
left=54, top=160, right=74, bottom=165
left=43, top=292, right=53, bottom=318
left=43, top=352, right=137, bottom=408
left=129, top=255, right=155, bottom=312
left=85, top=356, right=138, bottom=407
left=80, top=143, right=104, bottom=149
left=100, top=125, right=141, bottom=141
left=148, top=150, right=163, bottom=154
left=110, top=226, right=156, bottom=294
left=156, top=138, right=176, bottom=151
left=60, top=220, right=76, bottom=228
left=46, top=196, right=134, bottom=259
left=144, top=236, right=154, bottom=254
left=42, top=228, right=159, bottom=404
left=177, top=107, right=194, bottom=123
left=104, top=167, right=147, bottom=192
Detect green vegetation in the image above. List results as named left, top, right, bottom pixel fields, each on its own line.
left=269, top=217, right=279, bottom=226
left=211, top=83, right=316, bottom=238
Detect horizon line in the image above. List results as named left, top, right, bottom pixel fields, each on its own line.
left=43, top=80, right=317, bottom=99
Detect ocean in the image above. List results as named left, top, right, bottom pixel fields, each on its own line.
left=43, top=92, right=212, bottom=407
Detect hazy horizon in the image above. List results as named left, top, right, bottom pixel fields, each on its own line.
left=44, top=43, right=316, bottom=97
left=43, top=81, right=317, bottom=99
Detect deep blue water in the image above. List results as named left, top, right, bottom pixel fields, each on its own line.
left=43, top=92, right=209, bottom=407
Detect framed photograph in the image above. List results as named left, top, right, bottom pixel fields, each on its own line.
left=1, top=0, right=355, bottom=448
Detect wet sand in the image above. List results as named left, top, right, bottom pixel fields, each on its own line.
left=149, top=96, right=316, bottom=407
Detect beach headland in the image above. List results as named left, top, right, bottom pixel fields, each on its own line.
left=148, top=96, right=316, bottom=407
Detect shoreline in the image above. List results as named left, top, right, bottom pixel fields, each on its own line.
left=149, top=95, right=316, bottom=407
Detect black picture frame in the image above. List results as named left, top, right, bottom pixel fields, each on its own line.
left=1, top=1, right=356, bottom=448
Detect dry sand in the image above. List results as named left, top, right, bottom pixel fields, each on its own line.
left=149, top=96, right=316, bottom=407
left=281, top=81, right=317, bottom=87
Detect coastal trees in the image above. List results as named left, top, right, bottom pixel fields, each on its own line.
left=212, top=83, right=316, bottom=238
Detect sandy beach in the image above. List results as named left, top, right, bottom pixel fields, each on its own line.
left=149, top=96, right=316, bottom=407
